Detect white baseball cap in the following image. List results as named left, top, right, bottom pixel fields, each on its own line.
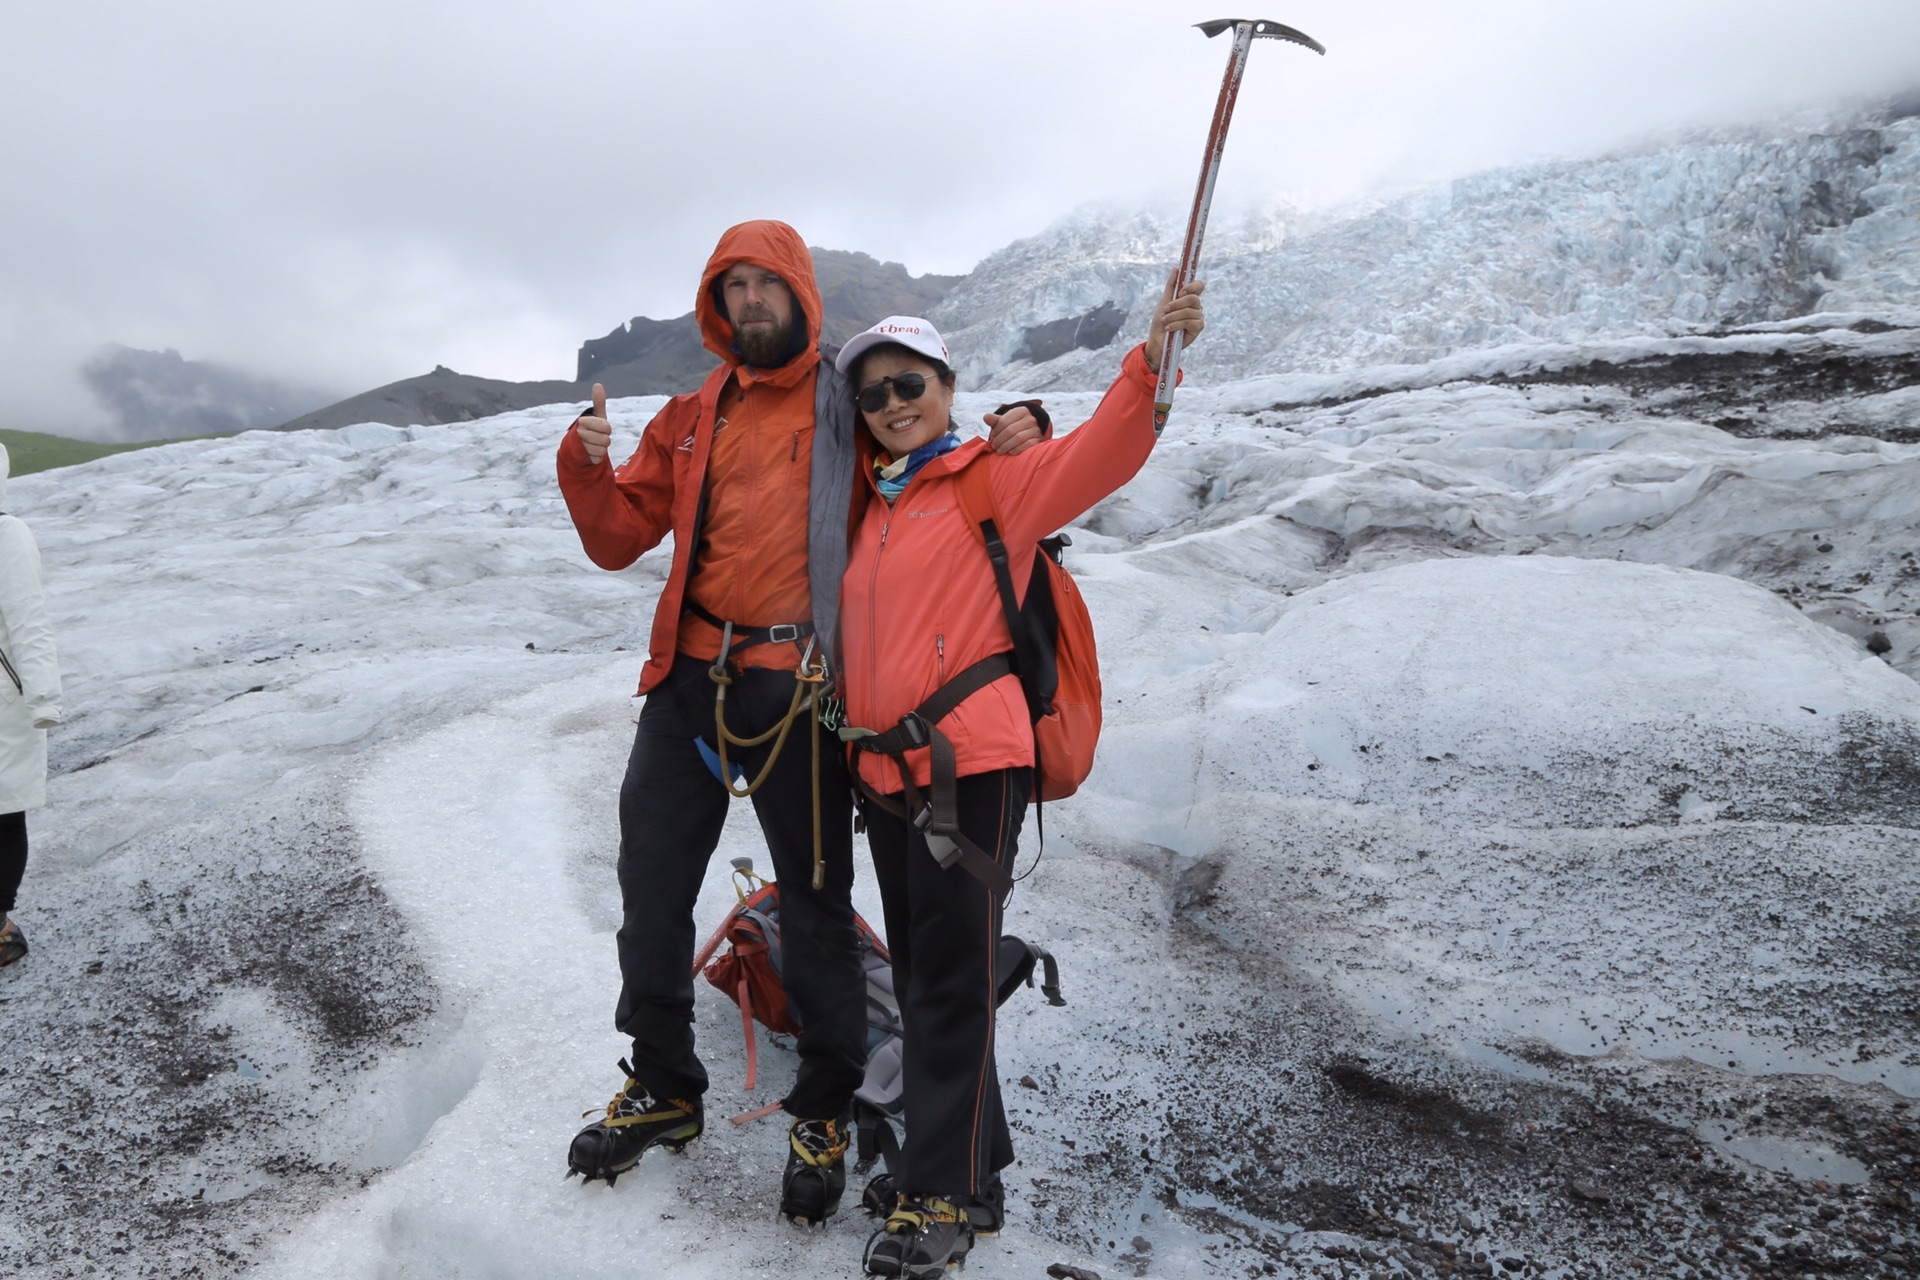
left=834, top=315, right=950, bottom=377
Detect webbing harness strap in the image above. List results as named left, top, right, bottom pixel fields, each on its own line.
left=843, top=653, right=1016, bottom=900
left=685, top=600, right=816, bottom=658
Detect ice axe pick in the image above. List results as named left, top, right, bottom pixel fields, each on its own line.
left=1152, top=18, right=1325, bottom=433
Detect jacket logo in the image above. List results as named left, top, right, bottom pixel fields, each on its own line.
left=677, top=434, right=695, bottom=453
left=907, top=506, right=951, bottom=519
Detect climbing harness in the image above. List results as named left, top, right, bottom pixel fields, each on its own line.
left=838, top=652, right=1019, bottom=901
left=704, top=616, right=834, bottom=890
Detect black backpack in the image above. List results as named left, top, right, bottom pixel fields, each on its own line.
left=850, top=935, right=1064, bottom=1187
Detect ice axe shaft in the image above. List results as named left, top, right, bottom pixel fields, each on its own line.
left=1153, top=18, right=1324, bottom=433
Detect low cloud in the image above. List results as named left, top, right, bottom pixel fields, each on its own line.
left=79, top=346, right=338, bottom=443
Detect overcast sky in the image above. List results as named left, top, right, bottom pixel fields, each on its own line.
left=4, top=0, right=1918, bottom=435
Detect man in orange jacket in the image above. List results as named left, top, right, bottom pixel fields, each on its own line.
left=557, top=220, right=873, bottom=1221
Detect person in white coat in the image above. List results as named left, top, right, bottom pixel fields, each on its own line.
left=0, top=444, right=61, bottom=966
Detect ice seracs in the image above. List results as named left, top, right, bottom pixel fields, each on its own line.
left=938, top=112, right=1920, bottom=393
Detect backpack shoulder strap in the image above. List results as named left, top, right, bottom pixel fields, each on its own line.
left=951, top=450, right=996, bottom=549
left=950, top=452, right=1023, bottom=640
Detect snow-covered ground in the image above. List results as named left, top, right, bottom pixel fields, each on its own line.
left=6, top=297, right=1917, bottom=1279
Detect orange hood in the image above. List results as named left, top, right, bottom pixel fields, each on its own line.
left=694, top=220, right=823, bottom=388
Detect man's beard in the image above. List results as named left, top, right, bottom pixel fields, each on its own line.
left=733, top=307, right=795, bottom=368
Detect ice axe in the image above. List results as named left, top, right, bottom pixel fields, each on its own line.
left=1153, top=18, right=1325, bottom=433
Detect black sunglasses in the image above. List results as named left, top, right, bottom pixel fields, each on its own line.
left=855, top=372, right=937, bottom=415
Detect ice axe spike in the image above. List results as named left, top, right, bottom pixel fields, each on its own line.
left=1152, top=18, right=1324, bottom=434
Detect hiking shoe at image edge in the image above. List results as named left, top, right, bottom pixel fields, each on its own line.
left=566, top=1058, right=702, bottom=1185
left=0, top=917, right=25, bottom=967
left=863, top=1195, right=973, bottom=1279
left=779, top=1115, right=849, bottom=1224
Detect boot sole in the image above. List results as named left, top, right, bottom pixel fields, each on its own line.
left=865, top=1249, right=969, bottom=1277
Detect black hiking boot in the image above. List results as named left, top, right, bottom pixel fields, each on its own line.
left=565, top=1059, right=702, bottom=1185
left=0, top=917, right=25, bottom=967
left=779, top=1115, right=849, bottom=1225
left=965, top=1172, right=1005, bottom=1236
left=862, top=1195, right=973, bottom=1278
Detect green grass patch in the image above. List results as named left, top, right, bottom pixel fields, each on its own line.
left=0, top=428, right=193, bottom=477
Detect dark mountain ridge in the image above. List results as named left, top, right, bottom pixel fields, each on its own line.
left=577, top=248, right=963, bottom=384
left=272, top=248, right=964, bottom=435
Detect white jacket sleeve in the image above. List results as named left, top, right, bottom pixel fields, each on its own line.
left=0, top=518, right=61, bottom=728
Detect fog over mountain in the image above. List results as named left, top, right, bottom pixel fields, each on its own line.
left=80, top=345, right=339, bottom=443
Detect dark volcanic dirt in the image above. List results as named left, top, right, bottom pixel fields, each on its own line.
left=1016, top=908, right=1920, bottom=1280
left=0, top=776, right=438, bottom=1278
left=1493, top=334, right=1920, bottom=445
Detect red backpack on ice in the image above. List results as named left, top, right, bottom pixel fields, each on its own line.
left=692, top=864, right=1067, bottom=1147
left=691, top=860, right=893, bottom=1092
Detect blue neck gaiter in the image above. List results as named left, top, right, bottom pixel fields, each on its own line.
left=874, top=432, right=961, bottom=502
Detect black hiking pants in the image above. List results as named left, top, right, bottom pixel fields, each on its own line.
left=615, top=653, right=866, bottom=1120
left=863, top=766, right=1030, bottom=1199
left=0, top=811, right=25, bottom=917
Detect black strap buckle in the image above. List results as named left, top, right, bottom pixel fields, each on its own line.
left=767, top=623, right=803, bottom=645
left=895, top=713, right=930, bottom=750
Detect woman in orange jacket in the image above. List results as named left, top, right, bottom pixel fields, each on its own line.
left=837, top=280, right=1204, bottom=1279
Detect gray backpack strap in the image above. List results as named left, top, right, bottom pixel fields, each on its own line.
left=739, top=907, right=783, bottom=978
left=853, top=1034, right=906, bottom=1175
left=863, top=947, right=902, bottom=1038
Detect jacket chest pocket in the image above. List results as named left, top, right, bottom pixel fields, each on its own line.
left=782, top=423, right=813, bottom=492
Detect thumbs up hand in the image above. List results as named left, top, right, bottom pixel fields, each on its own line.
left=576, top=383, right=612, bottom=465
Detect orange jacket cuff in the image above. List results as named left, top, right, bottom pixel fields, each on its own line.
left=1129, top=342, right=1182, bottom=387
left=557, top=420, right=602, bottom=470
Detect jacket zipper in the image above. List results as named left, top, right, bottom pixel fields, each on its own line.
left=936, top=634, right=945, bottom=683
left=865, top=517, right=889, bottom=725
left=0, top=648, right=17, bottom=696
left=737, top=391, right=758, bottom=617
